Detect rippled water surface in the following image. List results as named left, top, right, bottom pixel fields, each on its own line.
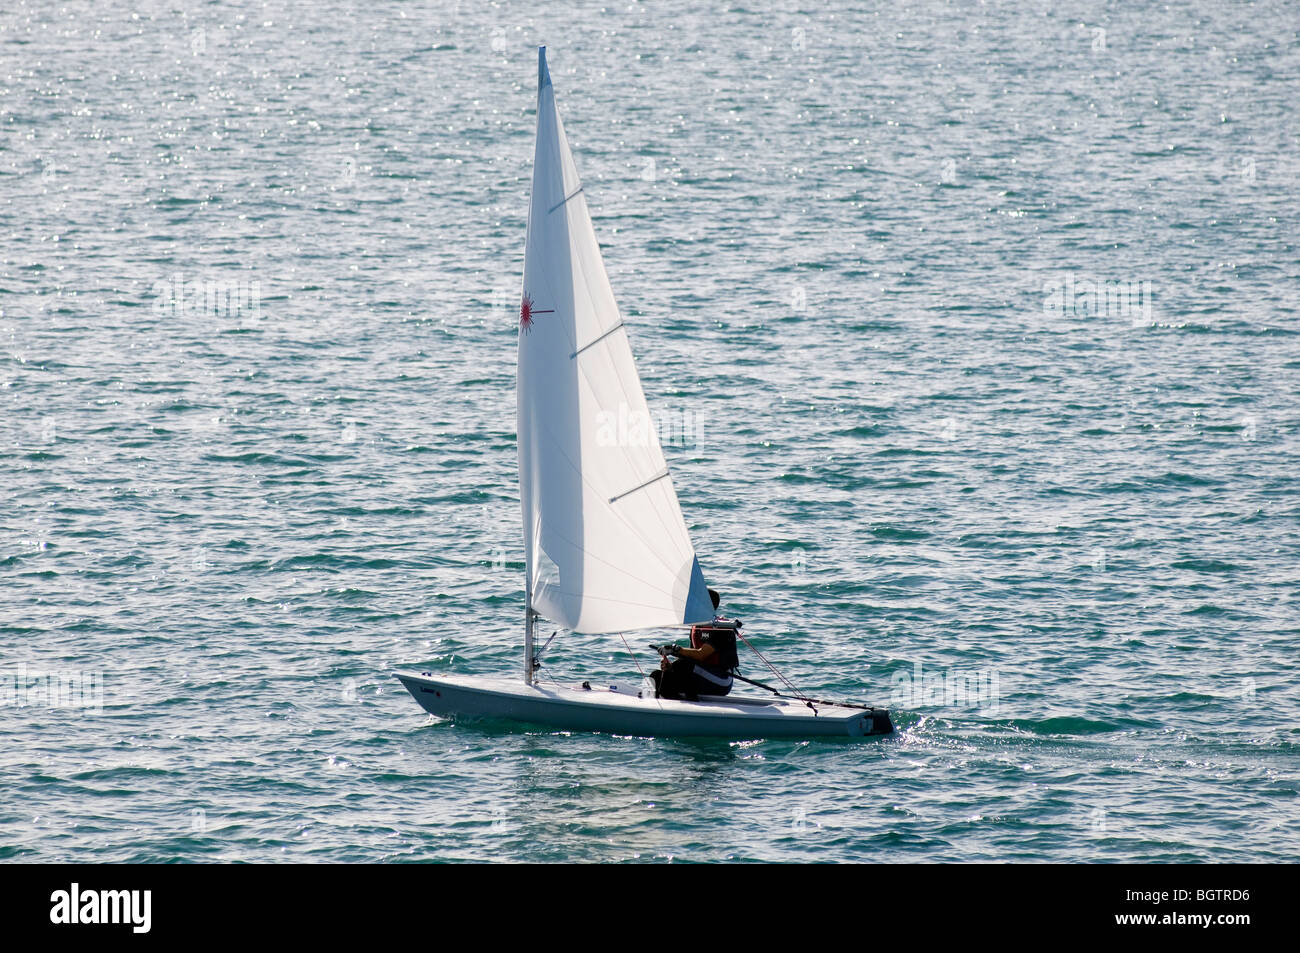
left=2, top=0, right=1298, bottom=862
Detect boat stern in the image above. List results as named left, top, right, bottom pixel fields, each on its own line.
left=858, top=708, right=894, bottom=736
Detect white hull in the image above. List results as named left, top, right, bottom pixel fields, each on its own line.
left=394, top=671, right=893, bottom=739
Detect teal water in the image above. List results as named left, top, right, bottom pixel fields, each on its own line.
left=2, top=0, right=1298, bottom=862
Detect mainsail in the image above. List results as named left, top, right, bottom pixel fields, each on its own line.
left=517, top=47, right=713, bottom=635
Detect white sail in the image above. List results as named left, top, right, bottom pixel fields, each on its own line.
left=517, top=47, right=713, bottom=635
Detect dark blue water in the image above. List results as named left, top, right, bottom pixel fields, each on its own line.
left=2, top=0, right=1297, bottom=861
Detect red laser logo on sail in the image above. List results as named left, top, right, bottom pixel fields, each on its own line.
left=519, top=293, right=553, bottom=332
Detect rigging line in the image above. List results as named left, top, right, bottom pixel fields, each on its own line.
left=619, top=632, right=664, bottom=710
left=735, top=629, right=816, bottom=712
left=729, top=672, right=884, bottom=713
left=619, top=633, right=647, bottom=679
left=548, top=186, right=584, bottom=214
left=608, top=469, right=670, bottom=505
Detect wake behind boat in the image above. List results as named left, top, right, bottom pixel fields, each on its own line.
left=394, top=47, right=892, bottom=740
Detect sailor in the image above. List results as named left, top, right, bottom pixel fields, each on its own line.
left=651, top=589, right=740, bottom=701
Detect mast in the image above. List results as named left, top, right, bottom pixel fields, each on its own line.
left=524, top=589, right=535, bottom=685
left=519, top=46, right=546, bottom=688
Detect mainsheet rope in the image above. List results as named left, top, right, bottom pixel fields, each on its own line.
left=733, top=628, right=815, bottom=711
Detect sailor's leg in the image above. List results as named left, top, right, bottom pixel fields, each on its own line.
left=663, top=659, right=698, bottom=701
left=656, top=660, right=683, bottom=700
left=689, top=667, right=734, bottom=698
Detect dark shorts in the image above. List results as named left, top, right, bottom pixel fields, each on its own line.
left=652, top=659, right=733, bottom=700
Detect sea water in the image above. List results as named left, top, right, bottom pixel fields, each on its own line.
left=1, top=0, right=1297, bottom=862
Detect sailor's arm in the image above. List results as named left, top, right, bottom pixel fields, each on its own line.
left=673, top=644, right=716, bottom=663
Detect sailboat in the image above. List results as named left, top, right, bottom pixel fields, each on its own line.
left=394, top=48, right=892, bottom=739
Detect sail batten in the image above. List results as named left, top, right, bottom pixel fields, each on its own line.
left=609, top=470, right=671, bottom=505
left=571, top=321, right=625, bottom=359
left=548, top=187, right=585, bottom=214
left=517, top=47, right=713, bottom=635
